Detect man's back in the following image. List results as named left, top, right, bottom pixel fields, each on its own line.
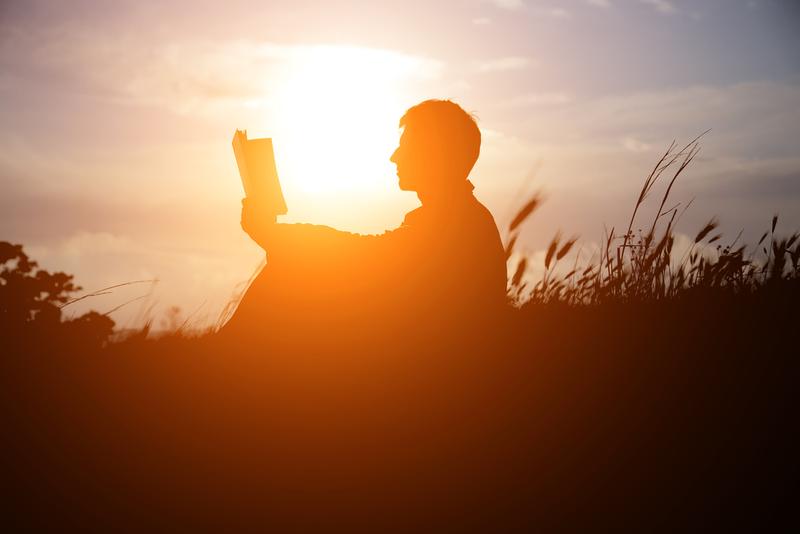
left=391, top=184, right=507, bottom=314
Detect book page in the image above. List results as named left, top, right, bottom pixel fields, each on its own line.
left=232, top=130, right=288, bottom=216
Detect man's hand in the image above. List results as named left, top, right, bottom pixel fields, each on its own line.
left=240, top=197, right=277, bottom=251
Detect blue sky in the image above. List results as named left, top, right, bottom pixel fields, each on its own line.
left=1, top=0, right=798, bottom=326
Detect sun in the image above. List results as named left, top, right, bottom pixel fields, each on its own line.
left=268, top=46, right=427, bottom=196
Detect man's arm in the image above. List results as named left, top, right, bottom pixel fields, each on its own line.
left=240, top=197, right=414, bottom=265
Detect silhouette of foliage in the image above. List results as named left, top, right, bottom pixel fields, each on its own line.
left=1, top=241, right=114, bottom=347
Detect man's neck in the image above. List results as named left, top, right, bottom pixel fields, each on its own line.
left=417, top=179, right=475, bottom=207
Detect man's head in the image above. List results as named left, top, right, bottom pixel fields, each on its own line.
left=390, top=99, right=481, bottom=193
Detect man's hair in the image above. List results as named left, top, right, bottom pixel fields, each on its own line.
left=399, top=99, right=481, bottom=180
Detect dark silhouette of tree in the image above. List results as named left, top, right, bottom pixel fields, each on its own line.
left=1, top=241, right=114, bottom=347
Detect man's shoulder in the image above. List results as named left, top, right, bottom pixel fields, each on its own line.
left=461, top=194, right=502, bottom=234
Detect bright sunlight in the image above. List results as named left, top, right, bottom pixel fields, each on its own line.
left=268, top=46, right=438, bottom=196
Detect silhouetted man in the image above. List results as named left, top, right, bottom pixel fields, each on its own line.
left=224, top=99, right=507, bottom=343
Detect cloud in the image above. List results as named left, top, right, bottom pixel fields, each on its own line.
left=485, top=0, right=525, bottom=10
left=514, top=81, right=800, bottom=152
left=171, top=43, right=439, bottom=117
left=484, top=80, right=800, bottom=248
left=472, top=17, right=492, bottom=25
left=586, top=0, right=611, bottom=7
left=546, top=8, right=571, bottom=18
left=501, top=92, right=572, bottom=107
left=639, top=0, right=677, bottom=14
left=477, top=56, right=534, bottom=73
left=621, top=137, right=653, bottom=152
left=0, top=27, right=443, bottom=119
left=526, top=6, right=571, bottom=18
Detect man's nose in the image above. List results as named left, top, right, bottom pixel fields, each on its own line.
left=390, top=147, right=399, bottom=164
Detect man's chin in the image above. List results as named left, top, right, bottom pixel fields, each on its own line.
left=398, top=179, right=415, bottom=192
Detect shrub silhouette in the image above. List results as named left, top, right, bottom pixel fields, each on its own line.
left=1, top=241, right=114, bottom=349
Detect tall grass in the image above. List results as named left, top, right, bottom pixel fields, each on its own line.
left=505, top=137, right=800, bottom=306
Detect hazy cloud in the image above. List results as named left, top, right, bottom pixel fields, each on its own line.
left=477, top=56, right=534, bottom=72
left=545, top=8, right=571, bottom=18
left=621, top=137, right=653, bottom=152
left=0, top=28, right=443, bottom=119
left=639, top=0, right=677, bottom=14
left=485, top=80, right=800, bottom=250
left=500, top=92, right=572, bottom=107
left=484, top=0, right=525, bottom=10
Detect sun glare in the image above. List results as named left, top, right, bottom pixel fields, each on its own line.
left=268, top=46, right=430, bottom=197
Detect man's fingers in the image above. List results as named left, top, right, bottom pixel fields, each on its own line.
left=240, top=197, right=276, bottom=246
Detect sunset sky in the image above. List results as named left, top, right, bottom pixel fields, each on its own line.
left=2, top=0, right=799, bottom=327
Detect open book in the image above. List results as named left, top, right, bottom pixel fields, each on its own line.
left=232, top=130, right=288, bottom=216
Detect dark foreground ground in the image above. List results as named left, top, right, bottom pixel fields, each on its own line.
left=3, top=286, right=798, bottom=531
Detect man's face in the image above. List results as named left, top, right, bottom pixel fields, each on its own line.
left=390, top=127, right=437, bottom=192
left=390, top=129, right=415, bottom=191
